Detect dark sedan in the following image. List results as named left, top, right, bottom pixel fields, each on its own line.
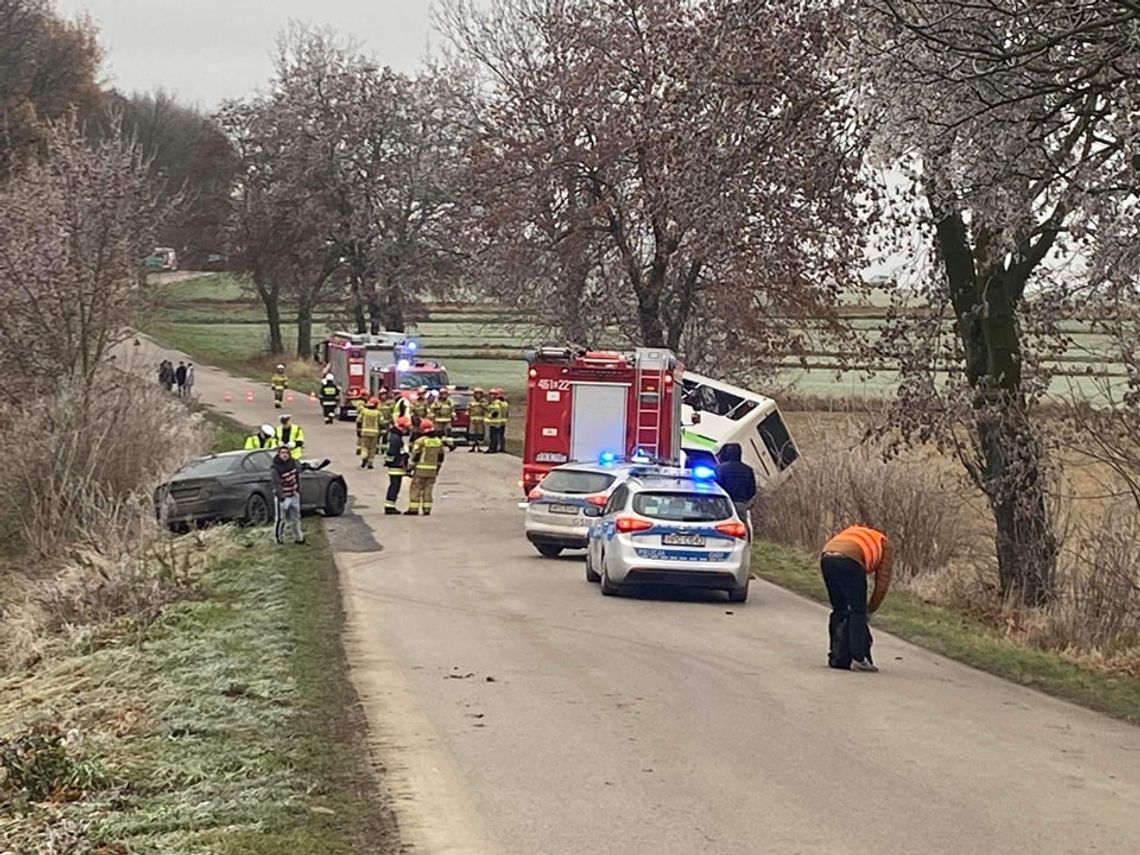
left=155, top=450, right=348, bottom=529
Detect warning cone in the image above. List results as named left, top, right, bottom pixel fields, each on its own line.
left=285, top=391, right=295, bottom=403
left=246, top=390, right=254, bottom=403
left=309, top=392, right=318, bottom=405
left=224, top=392, right=232, bottom=402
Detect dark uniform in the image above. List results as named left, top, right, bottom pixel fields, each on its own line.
left=383, top=423, right=411, bottom=514
left=319, top=378, right=340, bottom=424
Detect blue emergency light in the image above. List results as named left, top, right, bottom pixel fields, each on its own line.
left=691, top=465, right=716, bottom=480
left=599, top=451, right=617, bottom=465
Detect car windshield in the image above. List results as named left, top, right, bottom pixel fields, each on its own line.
left=176, top=455, right=242, bottom=478
left=542, top=469, right=616, bottom=495
left=632, top=491, right=732, bottom=522
left=399, top=370, right=448, bottom=390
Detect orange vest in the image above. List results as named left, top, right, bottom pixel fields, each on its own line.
left=826, top=525, right=886, bottom=573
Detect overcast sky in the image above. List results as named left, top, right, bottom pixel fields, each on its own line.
left=55, top=0, right=450, bottom=108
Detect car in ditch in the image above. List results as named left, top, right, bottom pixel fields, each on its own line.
left=585, top=466, right=751, bottom=602
left=154, top=449, right=348, bottom=529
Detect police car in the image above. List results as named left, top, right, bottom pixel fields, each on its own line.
left=585, top=466, right=751, bottom=602
left=523, top=455, right=636, bottom=557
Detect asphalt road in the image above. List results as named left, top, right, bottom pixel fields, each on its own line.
left=129, top=339, right=1140, bottom=855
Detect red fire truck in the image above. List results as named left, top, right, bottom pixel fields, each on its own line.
left=521, top=346, right=682, bottom=494
left=314, top=331, right=410, bottom=419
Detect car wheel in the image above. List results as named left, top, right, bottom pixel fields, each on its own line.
left=599, top=561, right=620, bottom=597
left=244, top=492, right=271, bottom=526
left=727, top=581, right=750, bottom=604
left=534, top=542, right=563, bottom=558
left=324, top=479, right=348, bottom=517
left=585, top=549, right=601, bottom=583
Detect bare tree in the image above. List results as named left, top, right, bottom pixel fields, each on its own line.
left=851, top=0, right=1140, bottom=605
left=442, top=0, right=864, bottom=368
left=0, top=117, right=175, bottom=402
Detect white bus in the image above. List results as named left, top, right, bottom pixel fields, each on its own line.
left=679, top=372, right=800, bottom=489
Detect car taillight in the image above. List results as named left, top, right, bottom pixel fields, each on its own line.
left=615, top=517, right=653, bottom=534
left=527, top=488, right=542, bottom=502
left=715, top=521, right=748, bottom=539
left=585, top=494, right=607, bottom=507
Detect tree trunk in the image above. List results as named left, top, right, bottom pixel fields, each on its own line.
left=296, top=293, right=314, bottom=361
left=349, top=272, right=368, bottom=334
left=380, top=275, right=405, bottom=332
left=260, top=286, right=284, bottom=355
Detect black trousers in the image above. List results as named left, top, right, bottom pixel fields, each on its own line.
left=488, top=425, right=505, bottom=452
left=821, top=554, right=870, bottom=665
left=385, top=473, right=403, bottom=508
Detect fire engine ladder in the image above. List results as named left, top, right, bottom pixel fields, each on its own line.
left=634, top=348, right=672, bottom=461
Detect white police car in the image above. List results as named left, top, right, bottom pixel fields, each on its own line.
left=523, top=458, right=635, bottom=557
left=585, top=466, right=751, bottom=602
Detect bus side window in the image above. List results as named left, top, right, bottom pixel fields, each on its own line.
left=757, top=411, right=799, bottom=471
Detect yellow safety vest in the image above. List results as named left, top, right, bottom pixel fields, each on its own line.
left=432, top=400, right=455, bottom=423
left=468, top=397, right=487, bottom=421
left=411, top=436, right=443, bottom=474
left=275, top=424, right=305, bottom=458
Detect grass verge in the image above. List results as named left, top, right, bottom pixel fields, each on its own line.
left=754, top=540, right=1140, bottom=725
left=0, top=522, right=397, bottom=853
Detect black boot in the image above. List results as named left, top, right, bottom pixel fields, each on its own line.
left=404, top=509, right=419, bottom=516
left=384, top=507, right=400, bottom=515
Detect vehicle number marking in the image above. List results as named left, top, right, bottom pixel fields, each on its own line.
left=538, top=378, right=571, bottom=391
left=549, top=504, right=579, bottom=515
left=663, top=533, right=705, bottom=547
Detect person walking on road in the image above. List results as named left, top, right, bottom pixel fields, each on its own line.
left=175, top=361, right=188, bottom=397
left=244, top=423, right=277, bottom=449
left=159, top=360, right=175, bottom=392
left=383, top=415, right=412, bottom=514
left=271, top=364, right=288, bottom=409
left=275, top=414, right=305, bottom=460
left=356, top=396, right=384, bottom=469
left=714, top=443, right=756, bottom=535
left=466, top=387, right=487, bottom=452
left=271, top=444, right=305, bottom=545
left=820, top=525, right=893, bottom=672
left=406, top=419, right=444, bottom=516
left=319, top=373, right=340, bottom=425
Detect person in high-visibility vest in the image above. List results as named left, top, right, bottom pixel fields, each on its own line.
left=820, top=525, right=894, bottom=672
left=466, top=388, right=487, bottom=453
left=274, top=414, right=305, bottom=460
left=318, top=373, right=340, bottom=425
left=411, top=391, right=428, bottom=422
left=356, top=396, right=383, bottom=469
left=383, top=415, right=412, bottom=514
left=431, top=388, right=455, bottom=445
left=376, top=388, right=393, bottom=435
left=406, top=419, right=445, bottom=516
left=486, top=388, right=509, bottom=453
left=270, top=364, right=288, bottom=409
left=244, top=423, right=276, bottom=449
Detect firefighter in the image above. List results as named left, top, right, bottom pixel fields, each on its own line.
left=466, top=387, right=487, bottom=452
left=431, top=388, right=455, bottom=445
left=318, top=373, right=340, bottom=425
left=244, top=423, right=276, bottom=450
left=376, top=388, right=394, bottom=435
left=406, top=418, right=445, bottom=516
left=275, top=414, right=305, bottom=460
left=356, top=396, right=384, bottom=469
left=411, top=391, right=429, bottom=422
left=486, top=388, right=509, bottom=453
left=383, top=415, right=413, bottom=514
left=270, top=364, right=288, bottom=409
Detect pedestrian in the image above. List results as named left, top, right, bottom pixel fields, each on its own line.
left=159, top=360, right=175, bottom=392
left=466, top=387, right=487, bottom=452
left=406, top=418, right=444, bottom=516
left=157, top=360, right=167, bottom=387
left=185, top=362, right=195, bottom=399
left=270, top=364, right=288, bottom=409
left=820, top=525, right=894, bottom=672
left=383, top=415, right=412, bottom=515
left=319, top=373, right=340, bottom=425
left=356, top=396, right=383, bottom=469
left=486, top=388, right=509, bottom=453
left=271, top=444, right=305, bottom=545
left=274, top=414, right=305, bottom=460
left=714, top=443, right=756, bottom=535
left=175, top=361, right=188, bottom=397
left=244, top=423, right=277, bottom=449
left=431, top=388, right=455, bottom=445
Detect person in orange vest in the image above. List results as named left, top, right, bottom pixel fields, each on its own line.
left=820, top=525, right=893, bottom=672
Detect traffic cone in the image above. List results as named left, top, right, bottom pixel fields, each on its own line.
left=224, top=391, right=232, bottom=402
left=246, top=390, right=254, bottom=403
left=309, top=392, right=317, bottom=405
left=286, top=391, right=295, bottom=403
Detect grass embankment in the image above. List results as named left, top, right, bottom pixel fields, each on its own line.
left=1, top=413, right=396, bottom=852
left=754, top=541, right=1140, bottom=725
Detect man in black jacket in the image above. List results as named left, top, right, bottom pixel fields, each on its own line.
left=271, top=444, right=305, bottom=544
left=714, top=443, right=756, bottom=535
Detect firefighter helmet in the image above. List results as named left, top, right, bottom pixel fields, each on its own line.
left=368, top=396, right=379, bottom=407
left=420, top=419, right=435, bottom=432
left=276, top=364, right=285, bottom=371
left=395, top=415, right=412, bottom=429
left=473, top=387, right=484, bottom=394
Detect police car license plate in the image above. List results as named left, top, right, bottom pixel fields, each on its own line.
left=549, top=504, right=579, bottom=515
left=663, top=533, right=705, bottom=547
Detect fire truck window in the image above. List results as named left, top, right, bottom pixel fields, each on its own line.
left=541, top=470, right=616, bottom=495
left=757, top=411, right=799, bottom=471
left=399, top=371, right=447, bottom=389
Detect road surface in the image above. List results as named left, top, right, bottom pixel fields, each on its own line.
left=128, top=339, right=1140, bottom=855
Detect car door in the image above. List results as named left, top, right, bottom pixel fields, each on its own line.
left=596, top=485, right=629, bottom=572
left=299, top=466, right=324, bottom=511
left=240, top=451, right=274, bottom=496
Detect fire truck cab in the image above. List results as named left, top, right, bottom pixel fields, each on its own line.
left=522, top=346, right=682, bottom=495
left=314, top=331, right=411, bottom=419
